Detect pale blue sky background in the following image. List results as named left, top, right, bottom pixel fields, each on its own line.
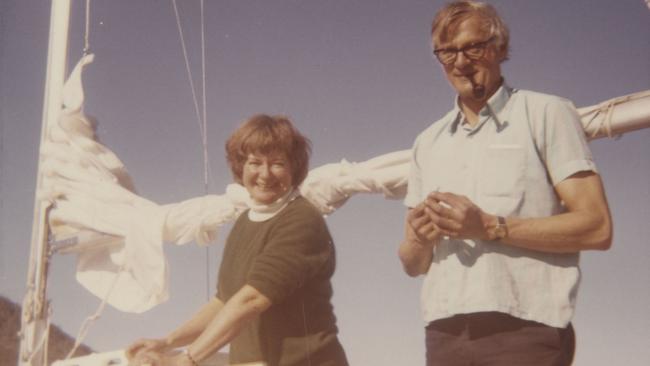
left=1, top=1, right=649, bottom=365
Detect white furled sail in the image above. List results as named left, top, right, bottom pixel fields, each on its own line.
left=42, top=53, right=253, bottom=312
left=299, top=149, right=410, bottom=214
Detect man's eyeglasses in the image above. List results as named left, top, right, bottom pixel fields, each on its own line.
left=433, top=37, right=495, bottom=65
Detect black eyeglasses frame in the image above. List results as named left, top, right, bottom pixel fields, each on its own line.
left=433, top=37, right=496, bottom=65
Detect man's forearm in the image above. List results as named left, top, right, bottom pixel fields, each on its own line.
left=498, top=210, right=611, bottom=253
left=399, top=238, right=434, bottom=276
left=499, top=173, right=612, bottom=253
left=427, top=173, right=612, bottom=254
left=400, top=207, right=438, bottom=276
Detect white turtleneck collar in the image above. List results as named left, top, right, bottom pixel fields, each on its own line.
left=247, top=188, right=300, bottom=222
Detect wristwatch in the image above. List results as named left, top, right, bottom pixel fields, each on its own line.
left=492, top=216, right=508, bottom=240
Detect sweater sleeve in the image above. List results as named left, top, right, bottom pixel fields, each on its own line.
left=246, top=201, right=333, bottom=304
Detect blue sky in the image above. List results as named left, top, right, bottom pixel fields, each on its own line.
left=1, top=1, right=649, bottom=365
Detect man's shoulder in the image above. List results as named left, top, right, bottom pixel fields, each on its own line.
left=512, top=88, right=575, bottom=109
left=511, top=89, right=582, bottom=130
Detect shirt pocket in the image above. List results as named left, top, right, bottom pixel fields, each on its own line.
left=479, top=144, right=526, bottom=214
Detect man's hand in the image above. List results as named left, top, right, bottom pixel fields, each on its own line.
left=422, top=172, right=612, bottom=253
left=399, top=204, right=441, bottom=276
left=425, top=191, right=494, bottom=240
left=407, top=202, right=442, bottom=245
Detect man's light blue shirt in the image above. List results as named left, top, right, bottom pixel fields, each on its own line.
left=405, top=83, right=596, bottom=327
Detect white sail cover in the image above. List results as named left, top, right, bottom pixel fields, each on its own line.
left=41, top=55, right=650, bottom=312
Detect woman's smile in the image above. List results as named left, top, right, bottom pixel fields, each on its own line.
left=242, top=152, right=293, bottom=205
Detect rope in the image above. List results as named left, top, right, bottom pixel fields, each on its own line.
left=201, top=0, right=209, bottom=193
left=580, top=90, right=650, bottom=139
left=83, top=0, right=91, bottom=55
left=171, top=0, right=208, bottom=145
left=200, top=0, right=212, bottom=302
left=171, top=0, right=213, bottom=301
left=65, top=268, right=124, bottom=359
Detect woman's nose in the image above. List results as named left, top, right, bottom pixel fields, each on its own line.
left=258, top=164, right=271, bottom=178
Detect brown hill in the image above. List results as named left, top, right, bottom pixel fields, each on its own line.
left=0, top=295, right=93, bottom=365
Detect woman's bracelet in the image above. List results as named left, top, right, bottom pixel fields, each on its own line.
left=182, top=348, right=199, bottom=366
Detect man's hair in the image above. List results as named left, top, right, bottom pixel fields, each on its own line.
left=225, top=114, right=311, bottom=187
left=431, top=1, right=510, bottom=60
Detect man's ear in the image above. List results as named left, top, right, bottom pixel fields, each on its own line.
left=497, top=46, right=509, bottom=63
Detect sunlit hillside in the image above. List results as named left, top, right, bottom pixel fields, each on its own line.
left=0, top=295, right=93, bottom=365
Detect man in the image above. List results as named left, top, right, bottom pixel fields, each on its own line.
left=398, top=1, right=612, bottom=365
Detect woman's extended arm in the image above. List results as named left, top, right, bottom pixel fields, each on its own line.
left=126, top=297, right=224, bottom=360
left=166, top=284, right=272, bottom=364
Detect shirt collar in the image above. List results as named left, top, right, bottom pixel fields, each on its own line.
left=449, top=81, right=513, bottom=135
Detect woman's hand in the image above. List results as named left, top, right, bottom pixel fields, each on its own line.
left=125, top=338, right=168, bottom=361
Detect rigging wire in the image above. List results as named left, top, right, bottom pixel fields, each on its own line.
left=83, top=0, right=91, bottom=55
left=172, top=0, right=213, bottom=301
left=65, top=269, right=124, bottom=360
left=171, top=0, right=208, bottom=145
left=200, top=0, right=212, bottom=303
left=201, top=0, right=209, bottom=193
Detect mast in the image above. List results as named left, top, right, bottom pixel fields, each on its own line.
left=19, top=1, right=71, bottom=365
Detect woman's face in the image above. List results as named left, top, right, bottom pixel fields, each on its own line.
left=242, top=151, right=293, bottom=205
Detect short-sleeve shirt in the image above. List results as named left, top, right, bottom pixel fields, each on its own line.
left=404, top=83, right=596, bottom=328
left=217, top=196, right=348, bottom=366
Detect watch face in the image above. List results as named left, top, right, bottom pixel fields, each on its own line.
left=494, top=216, right=507, bottom=239
left=495, top=225, right=506, bottom=239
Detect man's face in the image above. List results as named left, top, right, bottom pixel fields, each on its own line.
left=434, top=16, right=505, bottom=107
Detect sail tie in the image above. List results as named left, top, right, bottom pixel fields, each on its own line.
left=581, top=90, right=650, bottom=139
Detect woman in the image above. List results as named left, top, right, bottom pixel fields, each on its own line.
left=126, top=114, right=348, bottom=366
